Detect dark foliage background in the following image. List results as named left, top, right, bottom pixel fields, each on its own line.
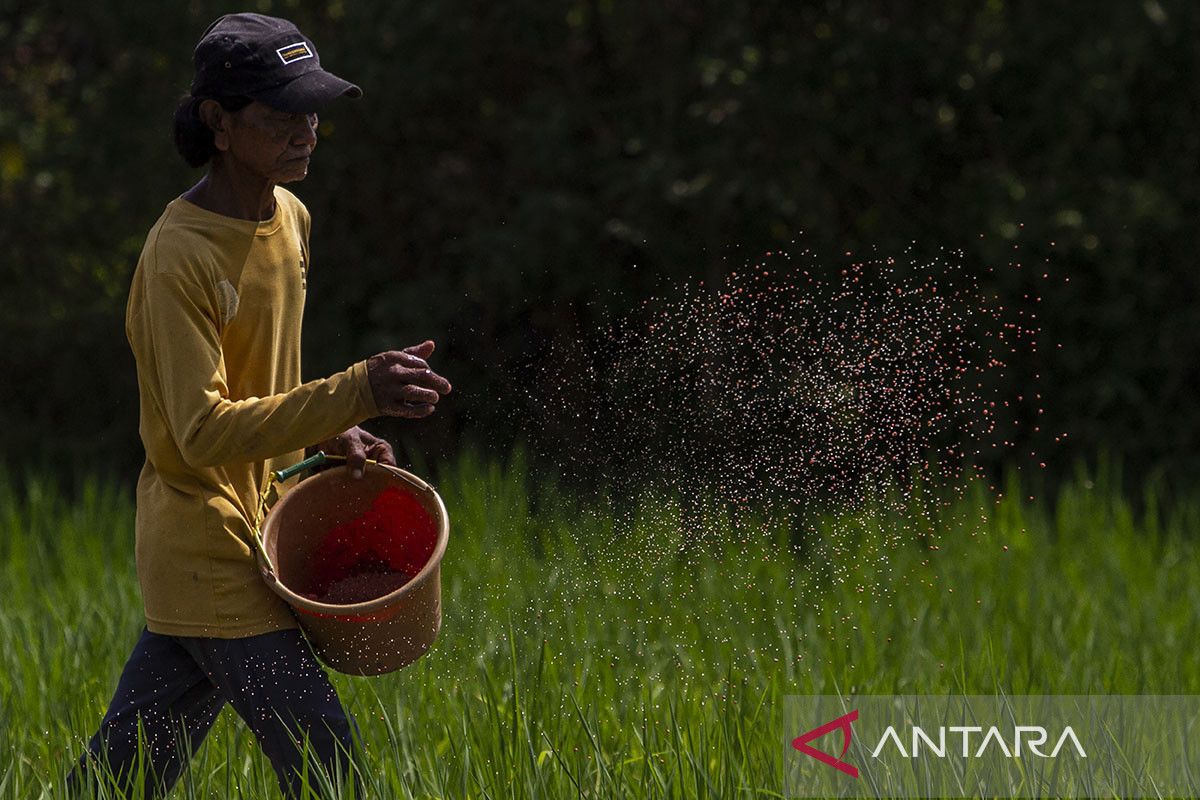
left=1, top=0, right=1197, bottom=491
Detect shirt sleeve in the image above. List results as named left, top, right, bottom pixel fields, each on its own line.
left=138, top=270, right=379, bottom=468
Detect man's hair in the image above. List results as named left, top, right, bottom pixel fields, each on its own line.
left=172, top=94, right=253, bottom=168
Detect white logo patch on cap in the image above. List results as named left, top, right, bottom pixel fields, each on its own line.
left=276, top=41, right=313, bottom=65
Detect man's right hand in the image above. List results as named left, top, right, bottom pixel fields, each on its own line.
left=366, top=340, right=453, bottom=418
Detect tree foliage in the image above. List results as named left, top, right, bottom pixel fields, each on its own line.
left=1, top=0, right=1197, bottom=486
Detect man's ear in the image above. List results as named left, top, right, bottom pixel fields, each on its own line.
left=198, top=99, right=232, bottom=152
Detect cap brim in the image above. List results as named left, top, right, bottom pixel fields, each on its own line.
left=256, top=70, right=362, bottom=114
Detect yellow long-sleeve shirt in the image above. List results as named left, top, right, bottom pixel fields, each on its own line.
left=125, top=186, right=379, bottom=637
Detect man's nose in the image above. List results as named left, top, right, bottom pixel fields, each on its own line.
left=293, top=115, right=318, bottom=145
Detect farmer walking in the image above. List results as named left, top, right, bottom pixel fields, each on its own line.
left=67, top=13, right=451, bottom=798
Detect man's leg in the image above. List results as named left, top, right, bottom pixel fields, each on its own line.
left=177, top=629, right=360, bottom=799
left=67, top=627, right=225, bottom=798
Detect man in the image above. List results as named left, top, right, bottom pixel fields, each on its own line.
left=67, top=13, right=451, bottom=798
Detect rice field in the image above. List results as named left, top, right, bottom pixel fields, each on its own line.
left=0, top=452, right=1197, bottom=798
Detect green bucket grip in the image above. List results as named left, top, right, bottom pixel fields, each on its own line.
left=272, top=451, right=328, bottom=483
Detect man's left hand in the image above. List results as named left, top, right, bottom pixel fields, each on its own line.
left=310, top=426, right=396, bottom=479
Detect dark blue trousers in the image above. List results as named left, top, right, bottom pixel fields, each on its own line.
left=67, top=626, right=359, bottom=799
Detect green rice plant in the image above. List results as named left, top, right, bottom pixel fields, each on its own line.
left=0, top=453, right=1196, bottom=798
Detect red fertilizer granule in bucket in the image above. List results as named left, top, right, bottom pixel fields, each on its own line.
left=301, top=486, right=437, bottom=605
left=308, top=556, right=414, bottom=605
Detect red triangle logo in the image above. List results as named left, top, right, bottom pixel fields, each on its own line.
left=791, top=709, right=859, bottom=778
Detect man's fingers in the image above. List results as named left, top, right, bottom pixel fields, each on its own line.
left=380, top=353, right=451, bottom=395
left=402, top=340, right=435, bottom=359
left=411, top=367, right=451, bottom=395
left=365, top=438, right=396, bottom=466
left=394, top=383, right=441, bottom=406
left=367, top=441, right=396, bottom=465
left=389, top=351, right=429, bottom=370
left=383, top=364, right=451, bottom=397
left=346, top=436, right=367, bottom=479
left=368, top=342, right=450, bottom=419
left=381, top=402, right=434, bottom=422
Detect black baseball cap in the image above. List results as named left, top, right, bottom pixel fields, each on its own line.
left=190, top=13, right=361, bottom=113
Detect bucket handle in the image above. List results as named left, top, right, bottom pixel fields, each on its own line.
left=272, top=450, right=330, bottom=483
left=252, top=451, right=337, bottom=580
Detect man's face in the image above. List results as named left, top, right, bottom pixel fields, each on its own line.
left=214, top=100, right=319, bottom=183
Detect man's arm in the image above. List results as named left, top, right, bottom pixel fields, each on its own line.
left=142, top=271, right=378, bottom=468
left=140, top=273, right=451, bottom=469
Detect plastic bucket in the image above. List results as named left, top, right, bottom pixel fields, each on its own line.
left=258, top=462, right=449, bottom=676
